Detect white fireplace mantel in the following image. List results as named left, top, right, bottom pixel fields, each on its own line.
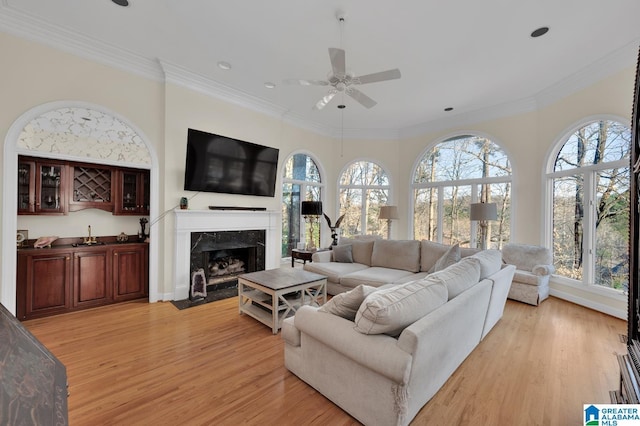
left=173, top=209, right=281, bottom=300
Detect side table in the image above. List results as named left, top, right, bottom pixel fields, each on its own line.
left=291, top=248, right=315, bottom=267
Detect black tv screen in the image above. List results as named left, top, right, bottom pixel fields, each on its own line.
left=183, top=128, right=279, bottom=197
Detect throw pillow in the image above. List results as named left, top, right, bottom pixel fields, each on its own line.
left=319, top=284, right=377, bottom=321
left=429, top=243, right=460, bottom=273
left=370, top=239, right=421, bottom=272
left=354, top=278, right=447, bottom=337
left=332, top=244, right=353, bottom=263
left=420, top=240, right=453, bottom=272
left=429, top=257, right=481, bottom=300
left=469, top=249, right=502, bottom=279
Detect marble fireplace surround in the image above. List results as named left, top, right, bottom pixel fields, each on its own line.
left=173, top=209, right=281, bottom=300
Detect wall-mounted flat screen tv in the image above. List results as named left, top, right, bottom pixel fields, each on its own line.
left=183, top=128, right=280, bottom=197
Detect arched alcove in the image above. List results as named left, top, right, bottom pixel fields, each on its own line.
left=2, top=101, right=160, bottom=314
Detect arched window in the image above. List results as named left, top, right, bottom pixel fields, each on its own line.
left=338, top=160, right=390, bottom=237
left=546, top=119, right=630, bottom=290
left=412, top=134, right=512, bottom=248
left=281, top=153, right=323, bottom=258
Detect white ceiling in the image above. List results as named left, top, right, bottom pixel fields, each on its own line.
left=2, top=0, right=640, bottom=139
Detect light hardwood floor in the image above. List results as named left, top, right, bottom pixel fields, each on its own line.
left=24, top=295, right=626, bottom=425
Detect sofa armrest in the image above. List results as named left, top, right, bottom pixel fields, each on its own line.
left=311, top=250, right=333, bottom=262
left=293, top=305, right=412, bottom=384
left=281, top=317, right=300, bottom=347
left=532, top=264, right=555, bottom=276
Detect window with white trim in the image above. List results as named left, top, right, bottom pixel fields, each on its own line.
left=412, top=134, right=511, bottom=248
left=547, top=119, right=630, bottom=290
left=338, top=160, right=390, bottom=237
left=281, top=153, right=322, bottom=258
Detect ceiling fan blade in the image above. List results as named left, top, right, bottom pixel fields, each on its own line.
left=346, top=88, right=377, bottom=109
left=283, top=79, right=329, bottom=86
left=329, top=48, right=346, bottom=77
left=354, top=68, right=401, bottom=85
left=313, top=89, right=337, bottom=110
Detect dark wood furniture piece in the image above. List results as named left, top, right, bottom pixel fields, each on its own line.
left=114, top=168, right=150, bottom=215
left=68, top=163, right=113, bottom=212
left=616, top=46, right=640, bottom=403
left=291, top=248, right=315, bottom=267
left=18, top=157, right=67, bottom=215
left=16, top=238, right=148, bottom=321
left=18, top=155, right=149, bottom=216
left=0, top=302, right=68, bottom=425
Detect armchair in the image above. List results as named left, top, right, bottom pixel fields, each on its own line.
left=502, top=243, right=555, bottom=306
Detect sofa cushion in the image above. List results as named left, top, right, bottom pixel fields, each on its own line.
left=340, top=267, right=415, bottom=288
left=319, top=284, right=377, bottom=321
left=303, top=262, right=369, bottom=283
left=371, top=240, right=421, bottom=272
left=429, top=257, right=481, bottom=300
left=333, top=244, right=353, bottom=263
left=469, top=249, right=503, bottom=279
left=429, top=243, right=460, bottom=273
left=513, top=270, right=542, bottom=286
left=354, top=277, right=447, bottom=336
left=338, top=238, right=375, bottom=266
left=420, top=240, right=453, bottom=272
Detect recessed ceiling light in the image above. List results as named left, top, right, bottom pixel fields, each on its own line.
left=444, top=107, right=454, bottom=112
left=531, top=27, right=549, bottom=38
left=217, top=61, right=232, bottom=70
left=111, top=0, right=129, bottom=6
left=264, top=82, right=276, bottom=89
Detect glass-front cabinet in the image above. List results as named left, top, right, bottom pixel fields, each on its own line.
left=17, top=158, right=35, bottom=213
left=18, top=156, right=67, bottom=215
left=114, top=169, right=150, bottom=215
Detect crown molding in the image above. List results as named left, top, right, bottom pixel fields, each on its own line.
left=1, top=2, right=638, bottom=142
left=399, top=97, right=538, bottom=139
left=535, top=38, right=640, bottom=109
left=0, top=3, right=163, bottom=81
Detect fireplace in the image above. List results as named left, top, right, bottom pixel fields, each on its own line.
left=190, top=230, right=266, bottom=296
left=173, top=209, right=280, bottom=300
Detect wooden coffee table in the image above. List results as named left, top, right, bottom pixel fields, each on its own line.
left=238, top=268, right=327, bottom=334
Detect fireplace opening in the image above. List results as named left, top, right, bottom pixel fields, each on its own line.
left=189, top=230, right=266, bottom=300
left=205, top=246, right=256, bottom=285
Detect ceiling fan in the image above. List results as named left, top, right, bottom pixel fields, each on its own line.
left=285, top=47, right=401, bottom=110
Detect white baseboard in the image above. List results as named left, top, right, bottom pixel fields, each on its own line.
left=549, top=287, right=626, bottom=320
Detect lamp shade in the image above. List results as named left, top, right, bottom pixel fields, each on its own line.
left=470, top=202, right=497, bottom=221
left=379, top=205, right=399, bottom=220
left=301, top=201, right=323, bottom=216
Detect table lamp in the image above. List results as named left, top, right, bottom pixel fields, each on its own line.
left=379, top=205, right=399, bottom=239
left=470, top=202, right=497, bottom=250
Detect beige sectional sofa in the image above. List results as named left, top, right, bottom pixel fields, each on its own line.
left=304, top=238, right=481, bottom=295
left=284, top=250, right=515, bottom=426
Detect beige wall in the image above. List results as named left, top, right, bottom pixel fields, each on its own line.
left=0, top=31, right=634, bottom=316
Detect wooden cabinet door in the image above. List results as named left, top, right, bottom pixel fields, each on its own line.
left=73, top=250, right=111, bottom=308
left=113, top=245, right=148, bottom=301
left=24, top=252, right=72, bottom=319
left=114, top=169, right=150, bottom=215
